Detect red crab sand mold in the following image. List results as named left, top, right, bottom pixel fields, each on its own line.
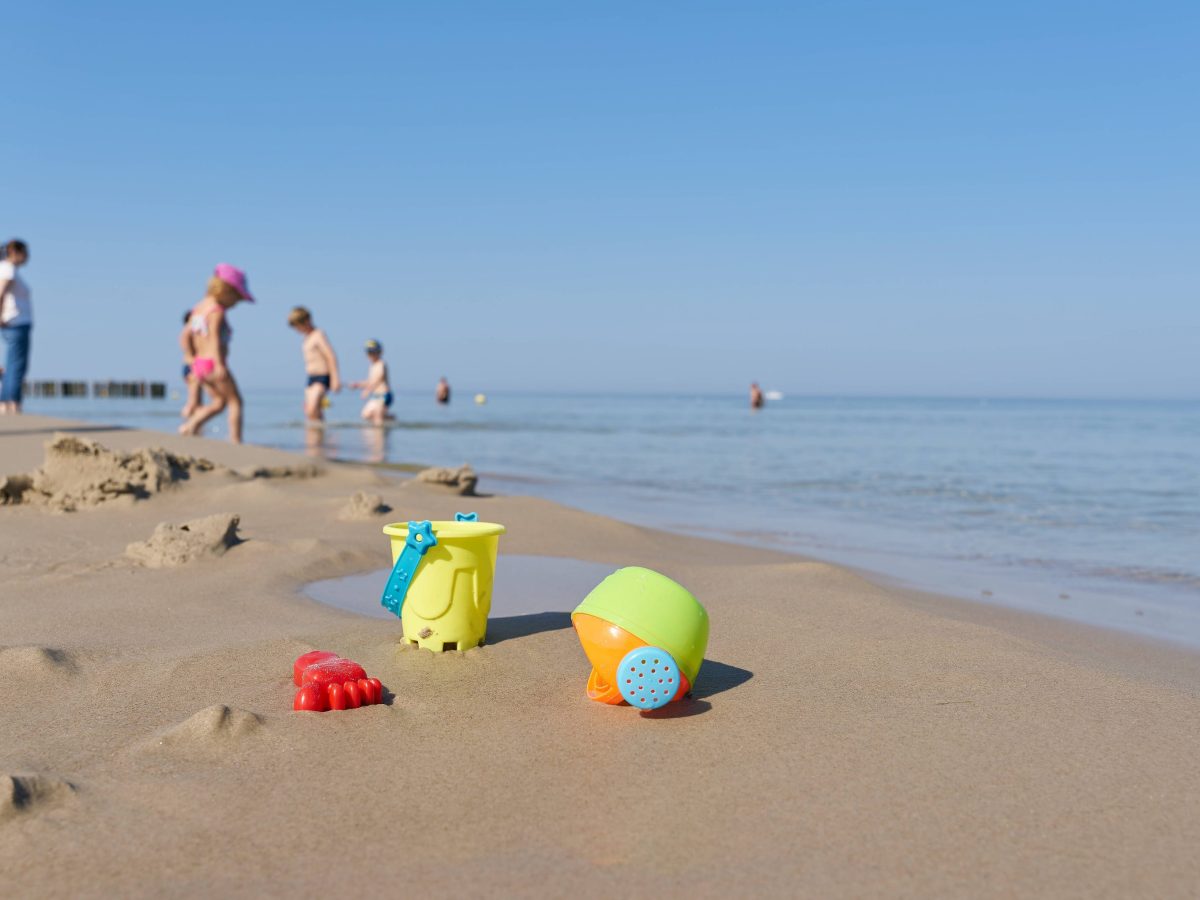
left=292, top=650, right=384, bottom=712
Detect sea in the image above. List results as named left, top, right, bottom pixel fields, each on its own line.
left=24, top=390, right=1200, bottom=648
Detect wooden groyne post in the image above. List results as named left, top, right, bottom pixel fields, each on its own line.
left=24, top=380, right=168, bottom=399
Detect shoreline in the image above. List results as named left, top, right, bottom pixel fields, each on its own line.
left=25, top=392, right=1198, bottom=651
left=9, top=412, right=1200, bottom=669
left=3, top=415, right=1200, bottom=895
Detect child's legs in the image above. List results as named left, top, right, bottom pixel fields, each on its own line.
left=225, top=376, right=244, bottom=444
left=363, top=398, right=385, bottom=425
left=304, top=383, right=326, bottom=420
left=182, top=376, right=203, bottom=417
left=181, top=376, right=232, bottom=434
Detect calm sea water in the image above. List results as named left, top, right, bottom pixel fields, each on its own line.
left=25, top=390, right=1200, bottom=647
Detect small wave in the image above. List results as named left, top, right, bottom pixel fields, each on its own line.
left=999, top=556, right=1200, bottom=591
left=271, top=419, right=616, bottom=435
left=1085, top=565, right=1200, bottom=590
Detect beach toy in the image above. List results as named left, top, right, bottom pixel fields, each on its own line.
left=572, top=567, right=709, bottom=710
left=292, top=650, right=384, bottom=712
left=380, top=515, right=505, bottom=651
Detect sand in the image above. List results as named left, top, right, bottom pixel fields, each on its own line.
left=1, top=414, right=1199, bottom=898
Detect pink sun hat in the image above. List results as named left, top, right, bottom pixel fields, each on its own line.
left=213, top=262, right=255, bottom=302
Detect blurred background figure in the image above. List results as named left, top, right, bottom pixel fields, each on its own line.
left=179, top=263, right=254, bottom=442
left=179, top=309, right=206, bottom=423
left=749, top=382, right=764, bottom=411
left=436, top=375, right=451, bottom=405
left=350, top=339, right=393, bottom=426
left=287, top=306, right=340, bottom=425
left=0, top=239, right=33, bottom=414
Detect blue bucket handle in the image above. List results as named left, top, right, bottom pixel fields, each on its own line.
left=380, top=520, right=437, bottom=617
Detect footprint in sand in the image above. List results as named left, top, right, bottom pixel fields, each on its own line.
left=0, top=646, right=80, bottom=685
left=1, top=773, right=77, bottom=822
left=148, top=704, right=265, bottom=755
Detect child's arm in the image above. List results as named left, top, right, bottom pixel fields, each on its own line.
left=212, top=307, right=230, bottom=376
left=317, top=331, right=341, bottom=391
left=178, top=324, right=195, bottom=362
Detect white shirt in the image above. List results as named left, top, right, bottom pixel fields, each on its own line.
left=0, top=261, right=32, bottom=327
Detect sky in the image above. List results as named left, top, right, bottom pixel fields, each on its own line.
left=4, top=1, right=1197, bottom=396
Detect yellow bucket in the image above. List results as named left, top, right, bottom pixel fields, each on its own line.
left=381, top=519, right=506, bottom=651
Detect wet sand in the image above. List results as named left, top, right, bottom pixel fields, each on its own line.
left=2, top=414, right=1199, bottom=898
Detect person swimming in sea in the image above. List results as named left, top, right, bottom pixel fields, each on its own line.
left=287, top=306, right=341, bottom=424
left=349, top=339, right=393, bottom=426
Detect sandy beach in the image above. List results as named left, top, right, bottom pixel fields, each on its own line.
left=2, top=415, right=1199, bottom=898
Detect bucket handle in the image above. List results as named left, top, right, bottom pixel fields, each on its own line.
left=380, top=520, right=438, bottom=617
left=455, top=512, right=477, bottom=521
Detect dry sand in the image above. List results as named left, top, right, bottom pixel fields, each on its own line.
left=1, top=415, right=1198, bottom=898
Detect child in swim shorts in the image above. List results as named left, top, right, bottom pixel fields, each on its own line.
left=287, top=306, right=340, bottom=423
left=350, top=339, right=393, bottom=426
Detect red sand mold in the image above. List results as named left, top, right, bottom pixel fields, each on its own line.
left=292, top=651, right=383, bottom=712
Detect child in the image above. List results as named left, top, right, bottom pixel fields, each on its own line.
left=179, top=263, right=254, bottom=443
left=287, top=306, right=340, bottom=423
left=349, top=339, right=393, bottom=425
left=179, top=309, right=205, bottom=421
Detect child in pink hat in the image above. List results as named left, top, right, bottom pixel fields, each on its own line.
left=179, top=264, right=254, bottom=443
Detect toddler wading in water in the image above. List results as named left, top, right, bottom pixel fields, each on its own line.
left=287, top=306, right=340, bottom=424
left=349, top=339, right=393, bottom=426
left=179, top=263, right=254, bottom=443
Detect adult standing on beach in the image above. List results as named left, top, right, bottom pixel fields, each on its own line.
left=179, top=263, right=254, bottom=443
left=0, top=240, right=33, bottom=414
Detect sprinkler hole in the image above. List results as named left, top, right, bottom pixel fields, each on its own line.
left=640, top=659, right=646, bottom=665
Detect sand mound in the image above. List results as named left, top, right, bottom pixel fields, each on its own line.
left=339, top=491, right=392, bottom=520
left=1, top=773, right=77, bottom=822
left=126, top=514, right=242, bottom=567
left=0, top=646, right=79, bottom=683
left=156, top=705, right=264, bottom=749
left=0, top=434, right=215, bottom=512
left=0, top=473, right=33, bottom=504
left=415, top=464, right=478, bottom=496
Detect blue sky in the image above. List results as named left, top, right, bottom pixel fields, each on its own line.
left=5, top=1, right=1197, bottom=396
